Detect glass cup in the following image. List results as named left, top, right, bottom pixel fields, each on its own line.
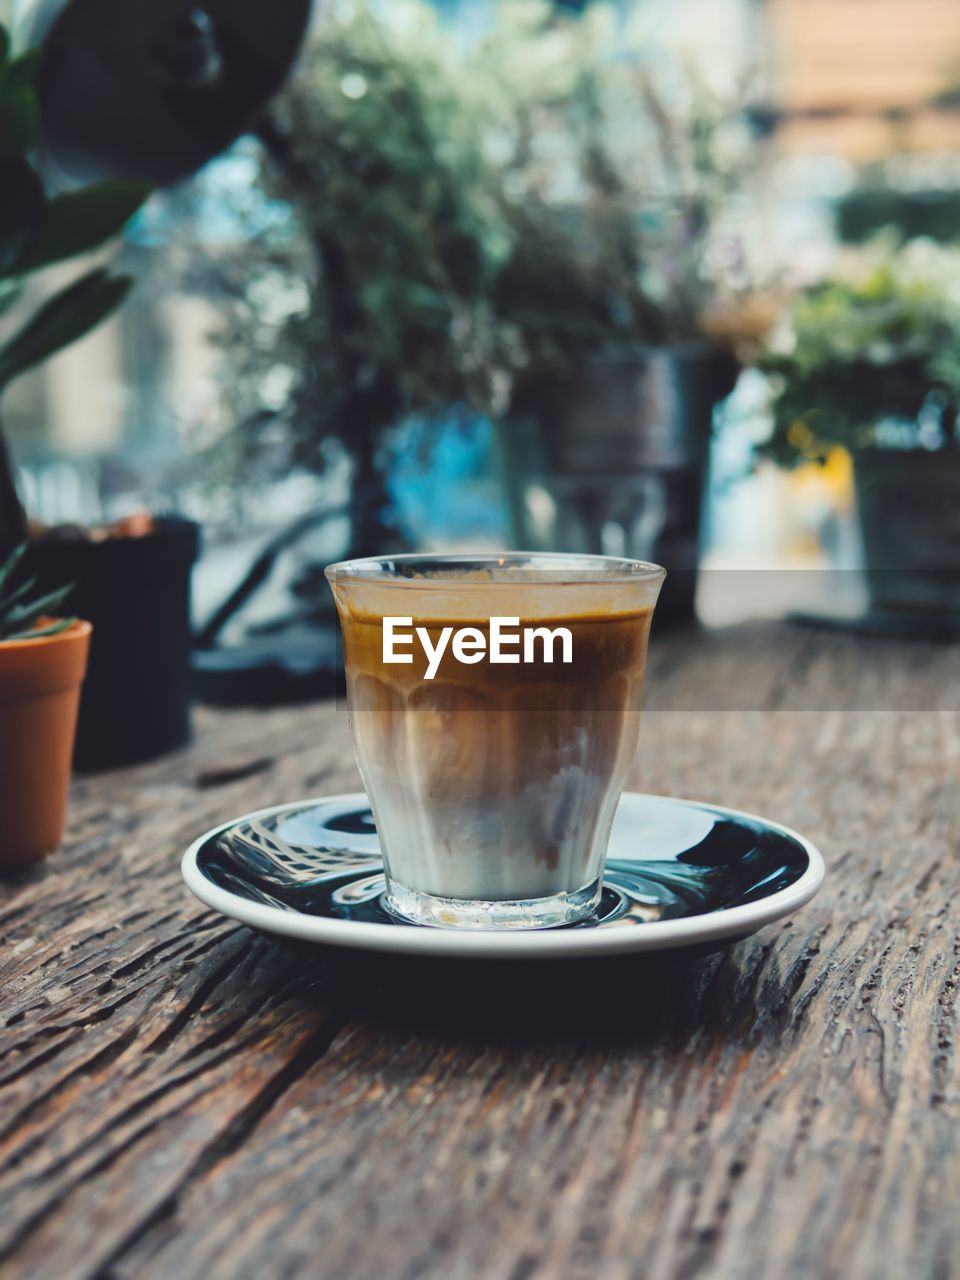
left=325, top=553, right=665, bottom=929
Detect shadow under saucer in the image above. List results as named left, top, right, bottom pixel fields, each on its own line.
left=316, top=937, right=744, bottom=1045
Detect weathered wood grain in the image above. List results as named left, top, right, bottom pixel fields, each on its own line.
left=1, top=622, right=958, bottom=1280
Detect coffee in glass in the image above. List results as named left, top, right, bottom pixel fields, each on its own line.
left=326, top=553, right=664, bottom=929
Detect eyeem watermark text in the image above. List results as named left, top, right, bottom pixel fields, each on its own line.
left=383, top=616, right=573, bottom=680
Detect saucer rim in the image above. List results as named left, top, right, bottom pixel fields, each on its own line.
left=180, top=792, right=826, bottom=959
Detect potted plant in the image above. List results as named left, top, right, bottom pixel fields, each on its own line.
left=0, top=23, right=148, bottom=557
left=0, top=5, right=310, bottom=760
left=219, top=3, right=770, bottom=629
left=216, top=0, right=522, bottom=560
left=762, top=237, right=960, bottom=627
left=0, top=544, right=89, bottom=873
left=187, top=1, right=530, bottom=695
left=481, top=5, right=774, bottom=624
left=0, top=22, right=200, bottom=767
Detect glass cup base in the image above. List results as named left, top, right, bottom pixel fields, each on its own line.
left=383, top=874, right=603, bottom=931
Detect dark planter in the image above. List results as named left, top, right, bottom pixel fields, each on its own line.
left=510, top=345, right=739, bottom=626
left=27, top=518, right=200, bottom=770
left=854, top=448, right=960, bottom=627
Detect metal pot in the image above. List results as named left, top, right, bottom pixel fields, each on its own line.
left=511, top=345, right=739, bottom=626
left=854, top=447, right=960, bottom=623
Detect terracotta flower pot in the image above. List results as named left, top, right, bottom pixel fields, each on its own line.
left=0, top=620, right=91, bottom=874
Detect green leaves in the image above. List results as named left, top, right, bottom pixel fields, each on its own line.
left=4, top=617, right=77, bottom=641
left=0, top=24, right=40, bottom=157
left=3, top=49, right=41, bottom=92
left=0, top=541, right=26, bottom=597
left=1, top=24, right=42, bottom=90
left=761, top=238, right=960, bottom=462
left=0, top=158, right=44, bottom=272
left=0, top=28, right=44, bottom=270
left=3, top=585, right=75, bottom=636
left=0, top=543, right=75, bottom=642
left=0, top=21, right=149, bottom=399
left=0, top=268, right=133, bottom=390
left=0, top=85, right=37, bottom=157
left=0, top=279, right=22, bottom=319
left=0, top=20, right=148, bottom=277
left=5, top=180, right=151, bottom=277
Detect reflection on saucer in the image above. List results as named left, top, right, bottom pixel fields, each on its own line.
left=193, top=792, right=818, bottom=952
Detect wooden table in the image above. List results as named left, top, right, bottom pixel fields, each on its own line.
left=2, top=621, right=959, bottom=1280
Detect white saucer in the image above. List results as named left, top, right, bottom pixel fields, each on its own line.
left=181, top=792, right=825, bottom=960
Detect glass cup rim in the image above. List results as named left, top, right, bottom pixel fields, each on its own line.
left=324, top=551, right=667, bottom=588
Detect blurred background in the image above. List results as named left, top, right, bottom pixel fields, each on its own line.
left=2, top=0, right=960, bottom=758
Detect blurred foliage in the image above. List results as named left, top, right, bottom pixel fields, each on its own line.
left=270, top=0, right=520, bottom=451
left=762, top=238, right=960, bottom=464
left=213, top=0, right=766, bottom=482
left=0, top=22, right=149, bottom=396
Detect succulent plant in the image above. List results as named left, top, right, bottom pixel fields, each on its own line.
left=0, top=544, right=74, bottom=642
